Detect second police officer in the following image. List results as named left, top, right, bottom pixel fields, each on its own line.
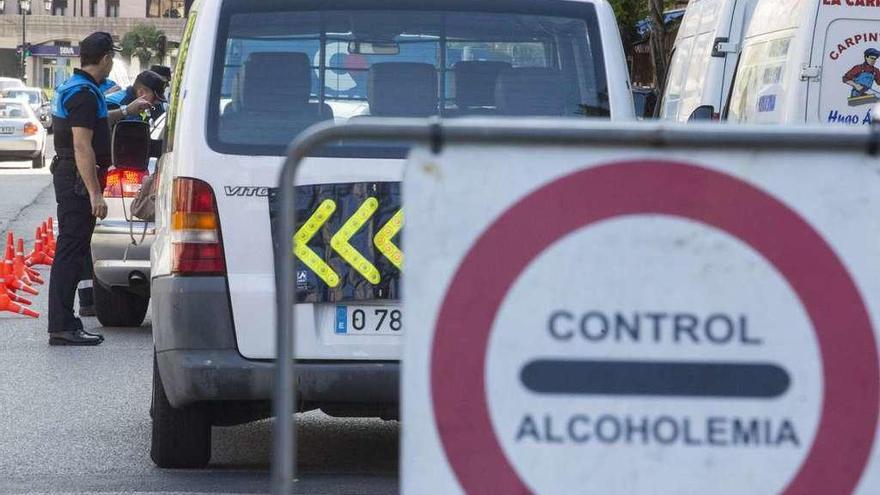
left=106, top=70, right=168, bottom=122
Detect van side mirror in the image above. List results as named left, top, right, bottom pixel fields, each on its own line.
left=112, top=120, right=151, bottom=170
left=688, top=105, right=716, bottom=122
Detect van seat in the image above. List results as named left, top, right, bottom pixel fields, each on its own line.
left=495, top=67, right=566, bottom=116
left=220, top=52, right=332, bottom=144
left=453, top=61, right=511, bottom=115
left=368, top=63, right=438, bottom=117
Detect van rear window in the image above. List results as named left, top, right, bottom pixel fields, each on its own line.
left=207, top=0, right=608, bottom=158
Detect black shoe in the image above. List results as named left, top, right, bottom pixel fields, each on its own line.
left=79, top=305, right=96, bottom=317
left=80, top=327, right=104, bottom=339
left=49, top=329, right=104, bottom=346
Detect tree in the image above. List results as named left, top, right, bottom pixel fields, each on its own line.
left=608, top=0, right=648, bottom=59
left=121, top=24, right=166, bottom=67
left=648, top=0, right=669, bottom=94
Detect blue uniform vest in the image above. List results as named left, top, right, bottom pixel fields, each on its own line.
left=51, top=71, right=112, bottom=167
left=99, top=78, right=117, bottom=94
left=52, top=72, right=109, bottom=120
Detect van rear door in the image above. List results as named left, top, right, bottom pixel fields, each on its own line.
left=718, top=0, right=758, bottom=110
left=809, top=3, right=880, bottom=125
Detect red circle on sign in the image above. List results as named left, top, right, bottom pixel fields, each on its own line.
left=430, top=161, right=879, bottom=494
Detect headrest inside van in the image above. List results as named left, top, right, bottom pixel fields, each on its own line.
left=368, top=62, right=438, bottom=117
left=454, top=61, right=512, bottom=109
left=495, top=67, right=566, bottom=116
left=236, top=52, right=312, bottom=112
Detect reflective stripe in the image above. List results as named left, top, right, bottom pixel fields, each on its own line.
left=77, top=279, right=93, bottom=290
left=294, top=197, right=405, bottom=287
left=294, top=199, right=340, bottom=287
left=330, top=198, right=381, bottom=285
left=374, top=209, right=404, bottom=270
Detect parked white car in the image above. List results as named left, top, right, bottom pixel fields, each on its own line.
left=91, top=119, right=161, bottom=328
left=0, top=98, right=47, bottom=168
left=2, top=87, right=53, bottom=131
left=149, top=0, right=634, bottom=468
left=727, top=0, right=880, bottom=125
left=0, top=77, right=24, bottom=92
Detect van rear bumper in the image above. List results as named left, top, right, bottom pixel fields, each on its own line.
left=152, top=276, right=399, bottom=409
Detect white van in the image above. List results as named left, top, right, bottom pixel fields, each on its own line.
left=149, top=0, right=633, bottom=468
left=727, top=0, right=880, bottom=125
left=659, top=0, right=759, bottom=121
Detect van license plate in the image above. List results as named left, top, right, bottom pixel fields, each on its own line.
left=0, top=127, right=14, bottom=135
left=335, top=306, right=402, bottom=335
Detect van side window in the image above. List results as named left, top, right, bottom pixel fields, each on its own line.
left=660, top=41, right=691, bottom=119
left=727, top=35, right=793, bottom=123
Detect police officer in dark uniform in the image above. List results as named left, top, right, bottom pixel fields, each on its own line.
left=47, top=32, right=152, bottom=346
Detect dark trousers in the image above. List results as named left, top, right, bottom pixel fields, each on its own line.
left=78, top=252, right=94, bottom=308
left=48, top=161, right=96, bottom=333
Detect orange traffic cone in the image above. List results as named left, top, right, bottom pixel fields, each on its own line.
left=4, top=289, right=31, bottom=306
left=40, top=223, right=55, bottom=258
left=14, top=239, right=42, bottom=286
left=1, top=270, right=38, bottom=296
left=26, top=227, right=53, bottom=267
left=3, top=235, right=14, bottom=282
left=0, top=288, right=39, bottom=318
left=46, top=217, right=56, bottom=251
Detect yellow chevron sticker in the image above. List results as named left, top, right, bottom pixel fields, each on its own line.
left=294, top=199, right=340, bottom=288
left=374, top=209, right=403, bottom=270
left=331, top=197, right=381, bottom=284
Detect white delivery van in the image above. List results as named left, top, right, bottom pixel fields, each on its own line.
left=727, top=0, right=880, bottom=125
left=149, top=0, right=634, bottom=468
left=660, top=0, right=759, bottom=121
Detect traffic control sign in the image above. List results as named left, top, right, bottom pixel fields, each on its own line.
left=403, top=147, right=880, bottom=494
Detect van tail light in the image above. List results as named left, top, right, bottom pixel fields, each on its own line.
left=171, top=177, right=226, bottom=275
left=103, top=168, right=147, bottom=198
left=23, top=122, right=38, bottom=136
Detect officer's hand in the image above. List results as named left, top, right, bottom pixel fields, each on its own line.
left=126, top=98, right=153, bottom=116
left=90, top=192, right=108, bottom=220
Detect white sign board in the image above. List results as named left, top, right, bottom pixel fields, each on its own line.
left=402, top=132, right=880, bottom=494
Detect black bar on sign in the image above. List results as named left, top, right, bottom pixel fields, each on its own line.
left=520, top=360, right=790, bottom=398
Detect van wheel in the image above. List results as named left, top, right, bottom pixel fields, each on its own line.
left=31, top=153, right=44, bottom=169
left=94, top=282, right=149, bottom=327
left=151, top=351, right=212, bottom=468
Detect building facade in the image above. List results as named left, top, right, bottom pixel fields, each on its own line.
left=0, top=0, right=185, bottom=89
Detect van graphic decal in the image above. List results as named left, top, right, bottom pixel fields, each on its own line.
left=843, top=48, right=880, bottom=106
left=823, top=22, right=880, bottom=125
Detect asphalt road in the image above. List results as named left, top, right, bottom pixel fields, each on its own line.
left=0, top=145, right=400, bottom=494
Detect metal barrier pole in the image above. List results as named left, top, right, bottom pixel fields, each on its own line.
left=271, top=150, right=297, bottom=495
left=270, top=117, right=872, bottom=493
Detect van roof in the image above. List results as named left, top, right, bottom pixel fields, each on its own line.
left=217, top=0, right=610, bottom=9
